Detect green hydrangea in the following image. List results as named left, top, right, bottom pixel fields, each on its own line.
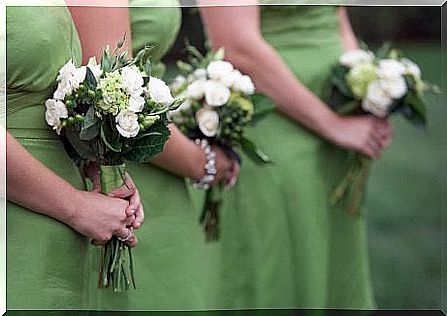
left=97, top=71, right=128, bottom=115
left=346, top=62, right=378, bottom=99
left=230, top=93, right=254, bottom=118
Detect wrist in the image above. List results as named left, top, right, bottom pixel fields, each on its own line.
left=60, top=188, right=85, bottom=228
left=188, top=141, right=208, bottom=181
left=190, top=139, right=217, bottom=189
left=318, top=111, right=343, bottom=142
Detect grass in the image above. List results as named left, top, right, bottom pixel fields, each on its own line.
left=366, top=41, right=445, bottom=309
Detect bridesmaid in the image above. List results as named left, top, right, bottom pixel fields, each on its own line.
left=198, top=1, right=394, bottom=309
left=70, top=0, right=239, bottom=310
left=6, top=2, right=142, bottom=309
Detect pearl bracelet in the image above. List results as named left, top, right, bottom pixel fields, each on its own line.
left=191, top=139, right=217, bottom=190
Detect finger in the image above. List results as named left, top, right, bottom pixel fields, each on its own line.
left=225, top=162, right=240, bottom=189
left=115, top=226, right=131, bottom=240
left=91, top=239, right=107, bottom=246
left=125, top=235, right=138, bottom=248
left=125, top=215, right=136, bottom=227
left=132, top=204, right=145, bottom=230
left=127, top=188, right=141, bottom=216
left=108, top=173, right=136, bottom=198
left=367, top=139, right=382, bottom=158
left=380, top=134, right=393, bottom=149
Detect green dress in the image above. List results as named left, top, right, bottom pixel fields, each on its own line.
left=204, top=6, right=375, bottom=309
left=92, top=1, right=207, bottom=310
left=6, top=5, right=90, bottom=309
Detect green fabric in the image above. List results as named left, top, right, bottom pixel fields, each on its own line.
left=202, top=6, right=375, bottom=309
left=92, top=3, right=207, bottom=310
left=5, top=5, right=95, bottom=309
left=130, top=0, right=181, bottom=77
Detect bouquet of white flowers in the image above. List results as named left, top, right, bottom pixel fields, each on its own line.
left=45, top=41, right=182, bottom=291
left=326, top=44, right=439, bottom=215
left=170, top=46, right=273, bottom=241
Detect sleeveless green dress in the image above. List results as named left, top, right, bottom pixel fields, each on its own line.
left=204, top=6, right=375, bottom=309
left=6, top=5, right=90, bottom=309
left=92, top=1, right=207, bottom=310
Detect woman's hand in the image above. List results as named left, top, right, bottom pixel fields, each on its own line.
left=67, top=190, right=139, bottom=247
left=87, top=163, right=144, bottom=230
left=326, top=115, right=394, bottom=158
left=107, top=173, right=144, bottom=230
left=212, top=145, right=240, bottom=188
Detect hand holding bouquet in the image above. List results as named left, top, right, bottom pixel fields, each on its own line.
left=170, top=46, right=273, bottom=241
left=326, top=44, right=439, bottom=215
left=45, top=41, right=183, bottom=291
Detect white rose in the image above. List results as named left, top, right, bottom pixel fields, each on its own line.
left=170, top=75, right=187, bottom=92
left=186, top=80, right=206, bottom=100
left=339, top=49, right=374, bottom=68
left=54, top=60, right=86, bottom=100
left=194, top=68, right=207, bottom=80
left=379, top=76, right=408, bottom=99
left=121, top=66, right=144, bottom=97
left=207, top=60, right=234, bottom=81
left=377, top=59, right=406, bottom=79
left=115, top=109, right=140, bottom=138
left=53, top=81, right=72, bottom=100
left=204, top=80, right=231, bottom=107
left=128, top=95, right=145, bottom=112
left=148, top=76, right=174, bottom=105
left=401, top=58, right=421, bottom=78
left=45, top=99, right=68, bottom=134
left=196, top=107, right=220, bottom=137
left=220, top=69, right=241, bottom=87
left=361, top=81, right=393, bottom=117
left=232, top=74, right=255, bottom=95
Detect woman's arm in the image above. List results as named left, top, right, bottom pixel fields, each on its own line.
left=68, top=1, right=238, bottom=186
left=151, top=124, right=238, bottom=186
left=338, top=7, right=359, bottom=52
left=199, top=2, right=392, bottom=158
left=68, top=0, right=132, bottom=64
left=6, top=132, right=132, bottom=243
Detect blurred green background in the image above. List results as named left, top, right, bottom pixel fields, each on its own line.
left=163, top=6, right=444, bottom=310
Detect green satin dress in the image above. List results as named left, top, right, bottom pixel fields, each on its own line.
left=6, top=5, right=91, bottom=309
left=92, top=1, right=207, bottom=310
left=204, top=6, right=375, bottom=309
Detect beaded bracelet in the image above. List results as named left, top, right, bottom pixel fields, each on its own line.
left=191, top=139, right=217, bottom=190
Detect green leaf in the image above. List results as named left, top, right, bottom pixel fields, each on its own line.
left=124, top=117, right=171, bottom=163
left=100, top=123, right=122, bottom=153
left=331, top=65, right=353, bottom=98
left=250, top=93, right=275, bottom=124
left=241, top=136, right=271, bottom=165
left=101, top=50, right=113, bottom=73
left=144, top=58, right=152, bottom=78
left=336, top=100, right=360, bottom=115
left=63, top=126, right=98, bottom=161
left=176, top=60, right=193, bottom=73
left=185, top=44, right=205, bottom=61
left=401, top=91, right=427, bottom=127
left=376, top=42, right=393, bottom=59
left=213, top=47, right=225, bottom=60
left=80, top=106, right=100, bottom=141
left=84, top=66, right=97, bottom=89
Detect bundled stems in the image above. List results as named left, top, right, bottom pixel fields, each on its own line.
left=97, top=164, right=136, bottom=292
left=330, top=154, right=372, bottom=216
left=199, top=183, right=223, bottom=242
